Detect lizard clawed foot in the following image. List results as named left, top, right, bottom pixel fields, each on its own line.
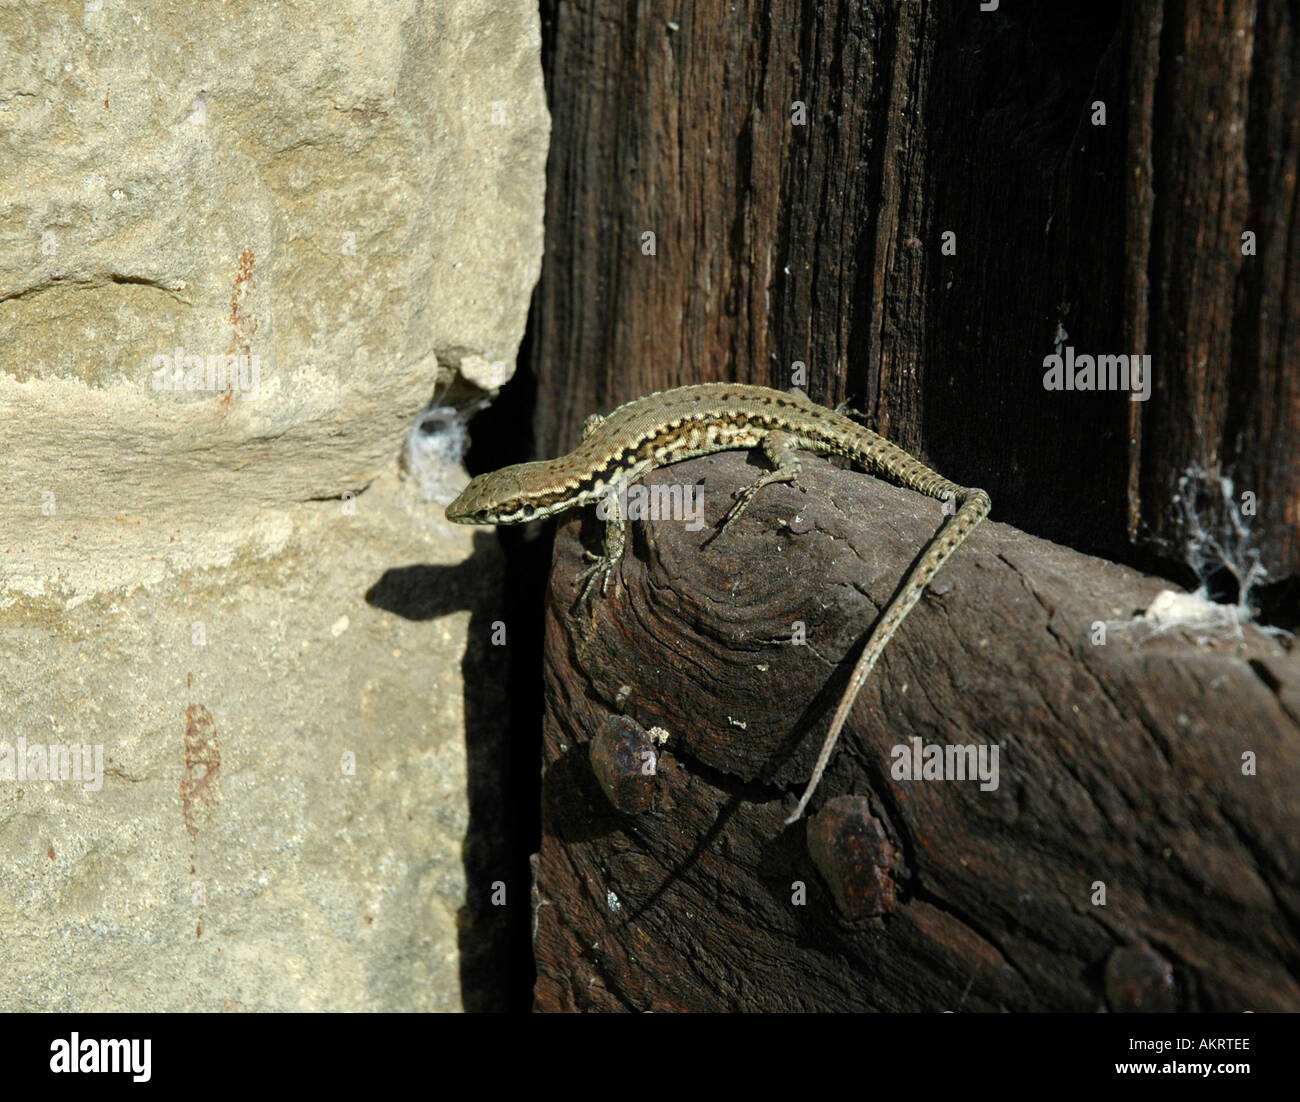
left=717, top=484, right=762, bottom=535
left=575, top=550, right=616, bottom=607
left=709, top=470, right=805, bottom=543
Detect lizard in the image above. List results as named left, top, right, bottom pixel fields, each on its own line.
left=444, top=382, right=990, bottom=824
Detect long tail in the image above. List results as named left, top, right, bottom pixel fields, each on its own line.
left=784, top=485, right=991, bottom=824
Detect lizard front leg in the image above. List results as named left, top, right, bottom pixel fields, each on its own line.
left=575, top=485, right=628, bottom=603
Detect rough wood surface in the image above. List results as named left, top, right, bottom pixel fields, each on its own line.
left=531, top=451, right=1300, bottom=1012
left=533, top=0, right=1300, bottom=599
left=1122, top=0, right=1300, bottom=577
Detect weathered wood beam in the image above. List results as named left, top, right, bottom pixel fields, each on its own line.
left=532, top=451, right=1300, bottom=1011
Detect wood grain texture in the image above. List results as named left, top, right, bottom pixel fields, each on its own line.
left=531, top=452, right=1300, bottom=1012
left=522, top=0, right=1300, bottom=1011
left=532, top=0, right=1299, bottom=592
left=1125, top=0, right=1300, bottom=581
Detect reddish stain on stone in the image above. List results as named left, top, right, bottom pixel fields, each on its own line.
left=180, top=704, right=221, bottom=842
left=227, top=247, right=258, bottom=355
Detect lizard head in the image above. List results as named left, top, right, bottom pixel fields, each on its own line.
left=444, top=460, right=557, bottom=525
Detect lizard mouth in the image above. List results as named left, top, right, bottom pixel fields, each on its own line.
left=444, top=485, right=530, bottom=524
left=442, top=489, right=477, bottom=522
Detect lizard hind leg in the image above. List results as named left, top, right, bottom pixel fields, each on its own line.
left=714, top=431, right=806, bottom=538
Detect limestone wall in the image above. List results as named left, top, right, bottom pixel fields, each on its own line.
left=0, top=0, right=547, bottom=1011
